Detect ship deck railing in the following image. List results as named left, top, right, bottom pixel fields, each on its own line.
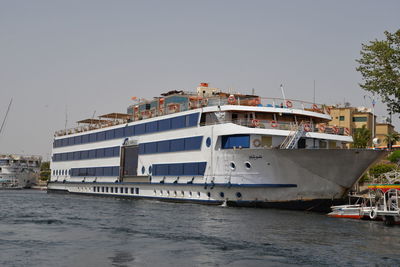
left=55, top=95, right=333, bottom=137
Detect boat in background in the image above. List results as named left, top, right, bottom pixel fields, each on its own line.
left=0, top=154, right=42, bottom=189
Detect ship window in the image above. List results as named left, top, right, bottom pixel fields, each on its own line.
left=131, top=188, right=134, bottom=194
left=67, top=137, right=74, bottom=146
left=105, top=147, right=114, bottom=157
left=157, top=140, right=170, bottom=153
left=67, top=152, right=73, bottom=161
left=135, top=124, right=145, bottom=135
left=170, top=164, right=183, bottom=176
left=170, top=139, right=184, bottom=152
left=113, top=147, right=120, bottom=157
left=88, top=168, right=95, bottom=176
left=158, top=119, right=171, bottom=131
left=104, top=167, right=112, bottom=176
left=184, top=136, right=203, bottom=150
left=97, top=148, right=105, bottom=158
left=187, top=113, right=199, bottom=127
left=206, top=137, right=211, bottom=147
left=120, top=187, right=123, bottom=193
left=125, top=188, right=128, bottom=194
left=62, top=138, right=68, bottom=147
left=101, top=187, right=104, bottom=192
left=88, top=150, right=96, bottom=159
left=144, top=142, right=157, bottom=154
left=81, top=150, right=89, bottom=159
left=141, top=166, right=145, bottom=174
left=183, top=163, right=198, bottom=176
left=115, top=128, right=124, bottom=138
left=112, top=167, right=119, bottom=176
left=105, top=187, right=109, bottom=193
left=230, top=162, right=236, bottom=170
left=146, top=121, right=158, bottom=133
left=126, top=125, right=135, bottom=136
left=73, top=151, right=80, bottom=160
left=221, top=135, right=250, bottom=149
left=106, top=129, right=115, bottom=140
left=135, top=188, right=139, bottom=194
left=245, top=162, right=251, bottom=169
left=82, top=134, right=89, bottom=144
left=148, top=166, right=152, bottom=174
left=111, top=187, right=114, bottom=193
left=89, top=133, right=97, bottom=142
left=75, top=135, right=82, bottom=145
left=61, top=153, right=68, bottom=161
left=95, top=167, right=104, bottom=176
left=171, top=116, right=186, bottom=129
left=97, top=131, right=106, bottom=141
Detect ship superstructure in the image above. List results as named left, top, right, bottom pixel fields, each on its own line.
left=0, top=154, right=41, bottom=188
left=47, top=83, right=385, bottom=211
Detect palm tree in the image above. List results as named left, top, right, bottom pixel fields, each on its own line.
left=385, top=132, right=400, bottom=149
left=351, top=125, right=371, bottom=148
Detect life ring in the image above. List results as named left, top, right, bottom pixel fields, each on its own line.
left=312, top=104, right=319, bottom=111
left=369, top=209, right=377, bottom=220
left=253, top=139, right=261, bottom=147
left=251, top=119, right=260, bottom=127
left=304, top=124, right=311, bottom=132
left=286, top=100, right=293, bottom=108
left=344, top=127, right=350, bottom=136
left=319, top=124, right=326, bottom=132
left=332, top=126, right=339, bottom=134
left=270, top=120, right=278, bottom=128
left=228, top=95, right=236, bottom=104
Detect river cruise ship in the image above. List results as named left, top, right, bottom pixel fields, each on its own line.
left=47, top=83, right=385, bottom=211
left=0, top=154, right=41, bottom=188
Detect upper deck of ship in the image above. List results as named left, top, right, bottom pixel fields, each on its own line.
left=54, top=83, right=343, bottom=138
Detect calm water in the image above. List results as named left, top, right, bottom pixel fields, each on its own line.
left=0, top=190, right=399, bottom=267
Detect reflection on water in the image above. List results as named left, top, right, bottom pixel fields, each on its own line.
left=0, top=190, right=399, bottom=266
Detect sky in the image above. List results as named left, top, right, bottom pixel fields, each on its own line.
left=1, top=0, right=399, bottom=159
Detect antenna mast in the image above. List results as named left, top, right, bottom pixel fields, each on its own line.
left=0, top=98, right=13, bottom=138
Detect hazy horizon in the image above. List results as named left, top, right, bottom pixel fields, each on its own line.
left=1, top=0, right=399, bottom=158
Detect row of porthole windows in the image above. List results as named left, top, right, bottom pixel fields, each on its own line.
left=53, top=169, right=70, bottom=176
left=152, top=190, right=242, bottom=199
left=93, top=186, right=139, bottom=195
left=229, top=161, right=252, bottom=170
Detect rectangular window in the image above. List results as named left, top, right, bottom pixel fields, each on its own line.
left=170, top=139, right=185, bottom=152
left=339, top=116, right=345, bottom=121
left=184, top=136, right=202, bottom=150
left=115, top=128, right=124, bottom=138
left=95, top=167, right=104, bottom=176
left=97, top=131, right=106, bottom=142
left=144, top=142, right=157, bottom=154
left=89, top=133, right=97, bottom=143
left=187, top=113, right=199, bottom=127
left=125, top=125, right=135, bottom=136
left=135, top=188, right=139, bottom=194
left=145, top=121, right=158, bottom=133
left=153, top=164, right=169, bottom=176
left=67, top=152, right=73, bottom=161
left=353, top=117, right=367, bottom=122
left=88, top=168, right=95, bottom=176
left=75, top=135, right=82, bottom=145
left=113, top=147, right=120, bottom=157
left=105, top=147, right=114, bottom=157
left=183, top=163, right=198, bottom=176
left=82, top=134, right=89, bottom=144
left=73, top=151, right=80, bottom=160
left=61, top=153, right=68, bottom=161
left=61, top=138, right=68, bottom=147
left=88, top=149, right=96, bottom=159
left=221, top=134, right=250, bottom=149
left=97, top=148, right=105, bottom=158
left=158, top=119, right=171, bottom=131
left=112, top=166, right=119, bottom=176
left=106, top=129, right=115, bottom=140
left=171, top=116, right=186, bottom=129
left=135, top=124, right=145, bottom=135
left=198, top=162, right=207, bottom=175
left=130, top=188, right=134, bottom=194
left=169, top=163, right=183, bottom=176
left=81, top=150, right=89, bottom=160
left=104, top=167, right=112, bottom=176
left=157, top=140, right=170, bottom=153
left=68, top=137, right=74, bottom=146
left=139, top=144, right=145, bottom=154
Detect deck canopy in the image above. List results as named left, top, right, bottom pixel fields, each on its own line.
left=98, top=113, right=131, bottom=120
left=76, top=118, right=110, bottom=124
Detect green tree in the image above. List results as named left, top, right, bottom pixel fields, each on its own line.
left=351, top=125, right=371, bottom=148
left=40, top=161, right=50, bottom=181
left=369, top=163, right=397, bottom=178
left=356, top=30, right=400, bottom=115
left=387, top=150, right=400, bottom=163
left=384, top=132, right=400, bottom=149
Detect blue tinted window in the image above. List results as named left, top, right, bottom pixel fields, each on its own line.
left=221, top=134, right=250, bottom=149
left=198, top=162, right=207, bottom=175
left=67, top=152, right=73, bottom=161
left=126, top=125, right=135, bottom=136
left=171, top=116, right=186, bottom=129
left=112, top=166, right=119, bottom=176
left=158, top=119, right=171, bottom=131
left=81, top=150, right=88, bottom=159
left=170, top=139, right=184, bottom=152
left=71, top=168, right=78, bottom=176
left=75, top=135, right=82, bottom=145
left=88, top=150, right=96, bottom=159
left=154, top=164, right=169, bottom=176
left=184, top=136, right=202, bottom=150
left=61, top=138, right=68, bottom=147
left=73, top=151, right=80, bottom=160
left=105, top=147, right=114, bottom=157
left=82, top=134, right=89, bottom=144
left=144, top=142, right=157, bottom=154
left=115, top=128, right=124, bottom=138
left=61, top=153, right=67, bottom=161
left=169, top=163, right=183, bottom=175
left=187, top=113, right=199, bottom=127
left=89, top=133, right=97, bottom=143
left=68, top=137, right=74, bottom=146
left=184, top=163, right=198, bottom=175
left=139, top=144, right=145, bottom=154
left=88, top=168, right=95, bottom=176
left=104, top=167, right=112, bottom=176
left=135, top=124, right=145, bottom=135
left=113, top=147, right=120, bottom=157
left=95, top=167, right=104, bottom=176
left=157, top=140, right=170, bottom=153
left=97, top=148, right=105, bottom=158
left=106, top=130, right=114, bottom=140
left=97, top=131, right=106, bottom=141
left=145, top=121, right=158, bottom=133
